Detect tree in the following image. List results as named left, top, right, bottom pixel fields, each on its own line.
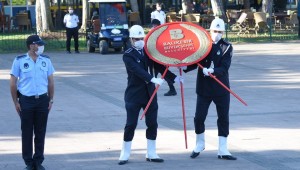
left=243, top=0, right=251, bottom=9
left=182, top=0, right=193, bottom=14
left=262, top=0, right=273, bottom=21
left=80, top=0, right=88, bottom=31
left=211, top=0, right=226, bottom=20
left=130, top=0, right=139, bottom=12
left=36, top=0, right=54, bottom=32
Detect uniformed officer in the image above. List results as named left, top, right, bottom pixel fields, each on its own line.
left=184, top=18, right=237, bottom=160
left=63, top=6, right=80, bottom=54
left=10, top=35, right=55, bottom=170
left=118, top=25, right=181, bottom=165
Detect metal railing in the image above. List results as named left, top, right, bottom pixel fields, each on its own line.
left=0, top=29, right=86, bottom=53
left=0, top=24, right=298, bottom=54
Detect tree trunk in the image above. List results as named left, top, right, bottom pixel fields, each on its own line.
left=243, top=0, right=251, bottom=9
left=35, top=0, right=42, bottom=33
left=262, top=0, right=273, bottom=18
left=130, top=0, right=139, bottom=12
left=210, top=0, right=226, bottom=20
left=80, top=0, right=88, bottom=31
left=36, top=0, right=54, bottom=32
left=182, top=0, right=193, bottom=14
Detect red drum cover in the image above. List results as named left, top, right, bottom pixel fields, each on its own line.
left=144, top=22, right=212, bottom=67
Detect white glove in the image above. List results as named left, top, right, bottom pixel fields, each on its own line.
left=202, top=68, right=209, bottom=76
left=207, top=68, right=214, bottom=74
left=203, top=68, right=214, bottom=76
left=151, top=77, right=164, bottom=86
left=174, top=76, right=184, bottom=84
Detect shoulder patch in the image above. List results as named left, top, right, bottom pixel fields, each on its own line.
left=125, top=48, right=133, bottom=54
left=16, top=55, right=26, bottom=60
left=220, top=42, right=231, bottom=56
left=40, top=54, right=50, bottom=58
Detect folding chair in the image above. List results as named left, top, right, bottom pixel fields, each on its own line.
left=167, top=12, right=179, bottom=22
left=183, top=14, right=200, bottom=25
left=230, top=12, right=249, bottom=35
left=253, top=12, right=269, bottom=35
left=285, top=13, right=298, bottom=31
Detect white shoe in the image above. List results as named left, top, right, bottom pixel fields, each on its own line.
left=118, top=141, right=132, bottom=165
left=217, top=136, right=237, bottom=160
left=218, top=136, right=231, bottom=156
left=190, top=133, right=205, bottom=158
left=193, top=133, right=205, bottom=152
left=146, top=139, right=164, bottom=162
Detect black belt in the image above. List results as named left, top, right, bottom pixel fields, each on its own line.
left=21, top=93, right=48, bottom=99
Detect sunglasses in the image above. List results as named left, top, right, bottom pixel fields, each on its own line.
left=132, top=38, right=144, bottom=41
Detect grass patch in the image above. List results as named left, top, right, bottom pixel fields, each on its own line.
left=0, top=30, right=298, bottom=54
left=0, top=31, right=87, bottom=53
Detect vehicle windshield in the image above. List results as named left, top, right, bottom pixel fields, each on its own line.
left=99, top=3, right=127, bottom=28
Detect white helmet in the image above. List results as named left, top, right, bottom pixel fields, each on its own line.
left=210, top=17, right=225, bottom=31
left=129, top=25, right=145, bottom=38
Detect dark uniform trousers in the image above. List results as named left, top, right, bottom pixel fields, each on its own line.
left=122, top=48, right=176, bottom=142
left=19, top=94, right=49, bottom=165
left=124, top=49, right=158, bottom=141
left=124, top=100, right=158, bottom=141
left=66, top=27, right=79, bottom=51
left=186, top=39, right=233, bottom=138
left=194, top=94, right=230, bottom=137
left=154, top=70, right=174, bottom=89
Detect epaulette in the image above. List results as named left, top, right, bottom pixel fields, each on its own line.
left=40, top=54, right=50, bottom=58
left=124, top=48, right=133, bottom=54
left=16, top=55, right=26, bottom=60
left=220, top=39, right=232, bottom=56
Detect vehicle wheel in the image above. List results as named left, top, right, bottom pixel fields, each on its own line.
left=115, top=47, right=122, bottom=52
left=87, top=40, right=95, bottom=53
left=99, top=40, right=108, bottom=54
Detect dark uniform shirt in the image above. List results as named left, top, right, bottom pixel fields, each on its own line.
left=185, top=39, right=232, bottom=96
left=123, top=47, right=176, bottom=103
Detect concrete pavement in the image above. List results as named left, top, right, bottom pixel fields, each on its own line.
left=0, top=41, right=300, bottom=170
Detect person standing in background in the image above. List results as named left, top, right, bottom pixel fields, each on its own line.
left=63, top=6, right=80, bottom=54
left=151, top=2, right=166, bottom=25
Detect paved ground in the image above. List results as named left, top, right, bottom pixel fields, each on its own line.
left=0, top=41, right=300, bottom=170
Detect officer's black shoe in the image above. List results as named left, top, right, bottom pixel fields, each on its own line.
left=24, top=164, right=34, bottom=170
left=218, top=155, right=237, bottom=160
left=67, top=51, right=71, bottom=54
left=190, top=151, right=200, bottom=158
left=118, top=160, right=128, bottom=165
left=35, top=164, right=45, bottom=170
left=75, top=50, right=80, bottom=54
left=164, top=90, right=177, bottom=96
left=146, top=158, right=164, bottom=162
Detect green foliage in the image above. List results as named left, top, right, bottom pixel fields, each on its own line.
left=0, top=32, right=86, bottom=53
left=0, top=30, right=298, bottom=54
